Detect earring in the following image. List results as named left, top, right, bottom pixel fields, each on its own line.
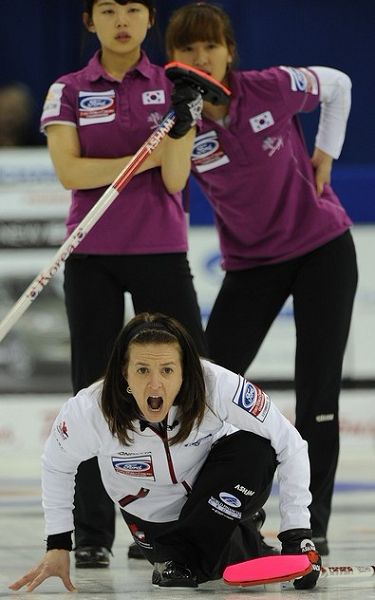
left=126, top=386, right=132, bottom=394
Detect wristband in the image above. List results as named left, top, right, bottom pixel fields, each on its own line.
left=46, top=531, right=73, bottom=552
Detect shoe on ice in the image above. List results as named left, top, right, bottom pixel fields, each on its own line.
left=252, top=509, right=280, bottom=556
left=312, top=536, right=329, bottom=556
left=75, top=546, right=110, bottom=568
left=128, top=541, right=146, bottom=559
left=152, top=561, right=198, bottom=588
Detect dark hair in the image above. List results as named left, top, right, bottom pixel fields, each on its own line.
left=83, top=0, right=155, bottom=18
left=101, top=313, right=206, bottom=445
left=165, top=2, right=238, bottom=66
left=81, top=0, right=158, bottom=61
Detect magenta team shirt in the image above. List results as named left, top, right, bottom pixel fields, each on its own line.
left=191, top=67, right=352, bottom=270
left=41, top=52, right=187, bottom=255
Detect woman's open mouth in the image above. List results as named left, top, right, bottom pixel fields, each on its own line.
left=147, top=396, right=163, bottom=411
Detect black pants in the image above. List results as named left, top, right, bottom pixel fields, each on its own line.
left=64, top=252, right=207, bottom=550
left=121, top=431, right=277, bottom=583
left=206, top=231, right=358, bottom=538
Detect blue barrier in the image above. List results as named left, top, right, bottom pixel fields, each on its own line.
left=189, top=165, right=375, bottom=225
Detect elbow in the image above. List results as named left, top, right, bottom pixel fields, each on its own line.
left=61, top=180, right=74, bottom=191
left=164, top=179, right=189, bottom=195
left=337, top=71, right=352, bottom=90
left=55, top=172, right=75, bottom=190
left=165, top=183, right=185, bottom=195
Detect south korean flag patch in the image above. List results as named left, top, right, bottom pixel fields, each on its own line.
left=142, top=90, right=166, bottom=105
left=249, top=111, right=274, bottom=133
left=233, top=381, right=271, bottom=422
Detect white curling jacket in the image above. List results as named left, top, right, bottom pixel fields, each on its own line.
left=42, top=360, right=311, bottom=536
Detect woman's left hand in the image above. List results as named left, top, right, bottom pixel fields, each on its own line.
left=8, top=549, right=75, bottom=593
left=311, top=147, right=334, bottom=196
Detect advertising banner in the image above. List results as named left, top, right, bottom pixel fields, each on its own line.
left=0, top=149, right=374, bottom=391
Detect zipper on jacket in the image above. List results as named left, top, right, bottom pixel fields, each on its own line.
left=142, top=418, right=190, bottom=491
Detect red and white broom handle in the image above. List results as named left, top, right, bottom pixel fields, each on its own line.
left=0, top=110, right=176, bottom=343
left=320, top=564, right=375, bottom=579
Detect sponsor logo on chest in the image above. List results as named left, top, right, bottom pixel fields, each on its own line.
left=111, top=453, right=155, bottom=480
left=192, top=130, right=230, bottom=173
left=79, top=90, right=116, bottom=125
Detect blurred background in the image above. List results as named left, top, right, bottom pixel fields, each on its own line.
left=0, top=0, right=374, bottom=392
left=1, top=4, right=373, bottom=566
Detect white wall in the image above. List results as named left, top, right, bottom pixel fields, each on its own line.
left=188, top=226, right=375, bottom=380
left=0, top=148, right=374, bottom=382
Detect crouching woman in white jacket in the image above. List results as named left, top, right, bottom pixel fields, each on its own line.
left=9, top=312, right=320, bottom=591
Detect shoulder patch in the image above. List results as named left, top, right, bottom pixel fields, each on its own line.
left=232, top=381, right=271, bottom=422
left=41, top=82, right=65, bottom=119
left=280, top=66, right=318, bottom=95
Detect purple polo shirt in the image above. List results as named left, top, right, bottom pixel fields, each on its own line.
left=40, top=51, right=187, bottom=255
left=191, top=66, right=352, bottom=270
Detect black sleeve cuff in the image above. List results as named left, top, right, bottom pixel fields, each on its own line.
left=46, top=531, right=73, bottom=552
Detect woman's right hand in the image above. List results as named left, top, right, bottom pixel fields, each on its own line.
left=8, top=549, right=75, bottom=593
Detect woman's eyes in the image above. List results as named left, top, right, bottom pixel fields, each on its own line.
left=101, top=7, right=140, bottom=15
left=180, top=43, right=218, bottom=52
left=136, top=367, right=173, bottom=375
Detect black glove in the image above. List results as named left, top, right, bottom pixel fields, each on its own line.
left=278, top=529, right=321, bottom=590
left=168, top=81, right=203, bottom=139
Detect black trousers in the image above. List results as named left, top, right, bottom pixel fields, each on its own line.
left=64, top=252, right=207, bottom=550
left=121, top=431, right=277, bottom=583
left=206, top=231, right=358, bottom=537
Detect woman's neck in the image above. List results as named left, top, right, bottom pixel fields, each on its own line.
left=203, top=101, right=229, bottom=121
left=100, top=48, right=142, bottom=81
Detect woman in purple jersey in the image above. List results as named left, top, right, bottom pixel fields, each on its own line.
left=40, top=0, right=207, bottom=568
left=166, top=2, right=358, bottom=556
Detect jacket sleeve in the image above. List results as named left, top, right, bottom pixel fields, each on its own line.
left=309, top=66, right=352, bottom=159
left=207, top=363, right=312, bottom=533
left=42, top=390, right=102, bottom=536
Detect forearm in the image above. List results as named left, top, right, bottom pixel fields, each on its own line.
left=310, top=66, right=351, bottom=159
left=42, top=444, right=79, bottom=536
left=277, top=447, right=312, bottom=533
left=311, top=147, right=334, bottom=195
left=51, top=153, right=160, bottom=191
left=161, top=128, right=195, bottom=193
